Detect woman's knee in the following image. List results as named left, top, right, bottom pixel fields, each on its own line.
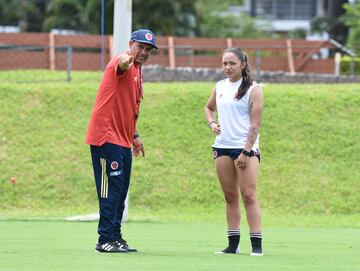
left=241, top=190, right=257, bottom=206
left=223, top=191, right=239, bottom=204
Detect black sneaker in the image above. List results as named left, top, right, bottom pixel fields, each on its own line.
left=95, top=241, right=128, bottom=253
left=250, top=237, right=263, bottom=256
left=215, top=246, right=240, bottom=254
left=250, top=246, right=263, bottom=256
left=114, top=238, right=138, bottom=252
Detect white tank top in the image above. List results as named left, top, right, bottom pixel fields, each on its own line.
left=212, top=78, right=259, bottom=150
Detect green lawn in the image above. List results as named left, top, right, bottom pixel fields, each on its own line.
left=1, top=73, right=359, bottom=218
left=1, top=220, right=359, bottom=271
left=1, top=71, right=360, bottom=270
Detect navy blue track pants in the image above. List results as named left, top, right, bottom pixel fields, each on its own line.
left=90, top=143, right=132, bottom=244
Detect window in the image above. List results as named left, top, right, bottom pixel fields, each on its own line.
left=254, top=0, right=316, bottom=20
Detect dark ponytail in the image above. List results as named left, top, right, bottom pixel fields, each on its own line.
left=223, top=47, right=253, bottom=100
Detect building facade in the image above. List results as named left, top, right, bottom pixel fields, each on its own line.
left=238, top=0, right=326, bottom=34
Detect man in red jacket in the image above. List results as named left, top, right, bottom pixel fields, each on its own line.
left=85, top=29, right=157, bottom=253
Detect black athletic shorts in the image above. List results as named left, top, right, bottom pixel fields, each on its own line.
left=212, top=147, right=261, bottom=162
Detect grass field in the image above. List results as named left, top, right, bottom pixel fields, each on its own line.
left=0, top=71, right=359, bottom=218
left=1, top=220, right=359, bottom=271
left=1, top=71, right=360, bottom=270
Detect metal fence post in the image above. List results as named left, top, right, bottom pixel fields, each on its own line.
left=350, top=57, right=355, bottom=76
left=334, top=52, right=341, bottom=76
left=66, top=46, right=73, bottom=82
left=256, top=48, right=261, bottom=77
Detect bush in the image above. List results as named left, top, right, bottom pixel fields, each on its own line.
left=341, top=55, right=360, bottom=75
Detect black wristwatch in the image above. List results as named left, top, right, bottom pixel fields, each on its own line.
left=242, top=149, right=252, bottom=157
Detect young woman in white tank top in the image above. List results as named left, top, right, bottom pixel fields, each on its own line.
left=204, top=47, right=264, bottom=256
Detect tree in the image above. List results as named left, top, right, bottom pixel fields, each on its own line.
left=341, top=0, right=360, bottom=50
left=42, top=0, right=113, bottom=34
left=132, top=0, right=199, bottom=36
left=311, top=0, right=349, bottom=44
left=44, top=0, right=89, bottom=32
left=0, top=0, right=43, bottom=32
left=200, top=13, right=266, bottom=38
left=195, top=0, right=266, bottom=38
left=1, top=0, right=263, bottom=37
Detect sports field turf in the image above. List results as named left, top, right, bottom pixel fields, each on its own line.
left=1, top=221, right=359, bottom=271
left=1, top=74, right=359, bottom=270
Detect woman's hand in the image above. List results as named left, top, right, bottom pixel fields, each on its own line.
left=235, top=153, right=249, bottom=169
left=209, top=122, right=221, bottom=135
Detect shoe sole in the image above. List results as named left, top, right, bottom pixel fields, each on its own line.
left=250, top=252, right=264, bottom=256
left=214, top=249, right=240, bottom=254
left=95, top=249, right=128, bottom=253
